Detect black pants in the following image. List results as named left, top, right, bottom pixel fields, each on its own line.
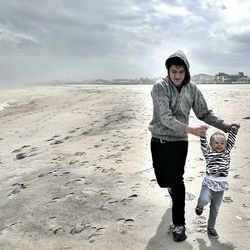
left=150, top=137, right=188, bottom=226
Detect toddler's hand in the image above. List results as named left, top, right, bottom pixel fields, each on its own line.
left=226, top=123, right=240, bottom=133
left=231, top=125, right=240, bottom=135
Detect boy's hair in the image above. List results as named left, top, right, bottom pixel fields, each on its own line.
left=210, top=131, right=226, bottom=144
left=165, top=56, right=190, bottom=85
left=165, top=57, right=186, bottom=69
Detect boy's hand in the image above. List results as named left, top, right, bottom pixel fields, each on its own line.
left=186, top=125, right=209, bottom=137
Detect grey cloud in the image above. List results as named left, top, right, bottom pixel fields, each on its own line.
left=229, top=31, right=250, bottom=44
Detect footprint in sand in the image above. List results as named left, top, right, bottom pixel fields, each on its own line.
left=121, top=194, right=138, bottom=205
left=8, top=183, right=27, bottom=197
left=0, top=222, right=22, bottom=236
left=185, top=177, right=194, bottom=182
left=47, top=193, right=74, bottom=204
left=100, top=198, right=119, bottom=210
left=193, top=216, right=207, bottom=233
left=117, top=218, right=135, bottom=234
left=70, top=222, right=105, bottom=243
left=102, top=167, right=121, bottom=176
left=131, top=183, right=142, bottom=192
left=12, top=145, right=31, bottom=153
left=196, top=157, right=204, bottom=162
left=38, top=171, right=53, bottom=177
left=233, top=174, right=241, bottom=179
left=88, top=227, right=106, bottom=243
left=38, top=168, right=60, bottom=177
left=50, top=139, right=65, bottom=145
left=223, top=196, right=233, bottom=204
left=75, top=151, right=87, bottom=156
left=47, top=217, right=64, bottom=235
left=115, top=159, right=123, bottom=163
left=68, top=127, right=81, bottom=134
left=81, top=160, right=89, bottom=166
left=61, top=171, right=71, bottom=176
left=15, top=153, right=27, bottom=160
left=121, top=145, right=131, bottom=152
left=65, top=177, right=85, bottom=187
left=186, top=192, right=196, bottom=201
left=49, top=159, right=64, bottom=166
left=13, top=145, right=39, bottom=160
left=70, top=222, right=90, bottom=235
left=69, top=160, right=79, bottom=165
left=240, top=185, right=250, bottom=194
left=197, top=171, right=205, bottom=177
left=149, top=179, right=157, bottom=187
left=94, top=165, right=104, bottom=172
left=99, top=189, right=109, bottom=197
left=46, top=135, right=61, bottom=142
left=116, top=180, right=125, bottom=187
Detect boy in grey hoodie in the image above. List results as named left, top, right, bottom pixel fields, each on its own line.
left=148, top=50, right=237, bottom=242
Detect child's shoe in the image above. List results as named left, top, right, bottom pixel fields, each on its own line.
left=207, top=227, right=219, bottom=239
left=195, top=206, right=203, bottom=215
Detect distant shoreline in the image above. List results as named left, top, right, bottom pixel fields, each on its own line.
left=46, top=82, right=250, bottom=86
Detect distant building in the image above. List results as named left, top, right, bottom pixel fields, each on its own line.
left=214, top=72, right=229, bottom=83
left=214, top=72, right=245, bottom=83
left=232, top=76, right=250, bottom=84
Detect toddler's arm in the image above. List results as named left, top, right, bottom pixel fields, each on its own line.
left=200, top=136, right=210, bottom=156
left=227, top=125, right=240, bottom=151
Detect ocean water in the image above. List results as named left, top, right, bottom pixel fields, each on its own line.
left=0, top=102, right=10, bottom=111
left=0, top=100, right=18, bottom=112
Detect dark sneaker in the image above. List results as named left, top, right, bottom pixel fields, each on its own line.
left=195, top=206, right=203, bottom=215
left=207, top=227, right=219, bottom=239
left=172, top=225, right=187, bottom=242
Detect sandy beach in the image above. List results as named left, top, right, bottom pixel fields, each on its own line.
left=0, top=84, right=249, bottom=250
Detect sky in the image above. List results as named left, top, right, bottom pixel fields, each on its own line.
left=1, top=0, right=250, bottom=85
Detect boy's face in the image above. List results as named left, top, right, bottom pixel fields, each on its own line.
left=169, top=65, right=185, bottom=87
left=210, top=135, right=227, bottom=152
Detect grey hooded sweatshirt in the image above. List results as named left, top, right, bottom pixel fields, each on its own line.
left=148, top=50, right=228, bottom=141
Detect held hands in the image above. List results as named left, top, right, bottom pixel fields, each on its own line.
left=186, top=125, right=209, bottom=137
left=186, top=123, right=240, bottom=137
left=226, top=123, right=240, bottom=134
left=231, top=124, right=240, bottom=135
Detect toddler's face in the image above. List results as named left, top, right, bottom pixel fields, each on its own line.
left=210, top=135, right=227, bottom=152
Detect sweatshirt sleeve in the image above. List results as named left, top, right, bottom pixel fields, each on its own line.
left=151, top=83, right=187, bottom=133
left=192, top=86, right=228, bottom=132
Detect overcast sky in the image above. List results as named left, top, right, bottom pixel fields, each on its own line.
left=1, top=0, right=250, bottom=85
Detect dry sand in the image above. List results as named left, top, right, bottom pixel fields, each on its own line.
left=0, top=84, right=249, bottom=250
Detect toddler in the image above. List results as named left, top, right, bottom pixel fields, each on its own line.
left=195, top=125, right=240, bottom=239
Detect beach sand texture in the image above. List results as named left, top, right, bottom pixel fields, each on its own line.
left=0, top=84, right=249, bottom=250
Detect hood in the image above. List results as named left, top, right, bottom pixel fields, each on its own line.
left=165, top=50, right=191, bottom=85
